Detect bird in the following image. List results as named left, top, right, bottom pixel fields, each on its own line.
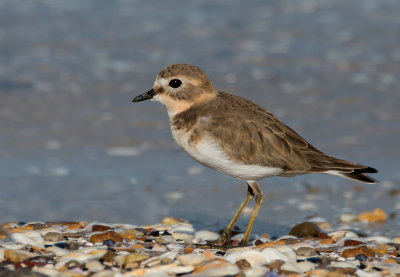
left=132, top=63, right=378, bottom=247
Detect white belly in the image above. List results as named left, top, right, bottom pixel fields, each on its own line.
left=171, top=129, right=283, bottom=181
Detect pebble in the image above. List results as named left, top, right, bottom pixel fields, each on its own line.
left=89, top=231, right=123, bottom=243
left=159, top=251, right=178, bottom=262
left=193, top=259, right=239, bottom=276
left=86, top=260, right=105, bottom=271
left=141, top=256, right=163, bottom=268
left=226, top=250, right=266, bottom=267
left=56, top=251, right=93, bottom=268
left=172, top=232, right=194, bottom=243
left=114, top=254, right=127, bottom=266
left=373, top=243, right=394, bottom=254
left=193, top=230, right=219, bottom=243
left=91, top=270, right=115, bottom=277
left=276, top=235, right=298, bottom=240
left=225, top=246, right=252, bottom=255
left=342, top=246, right=375, bottom=258
left=0, top=230, right=7, bottom=240
left=38, top=227, right=62, bottom=236
left=266, top=270, right=280, bottom=277
left=339, top=213, right=358, bottom=223
left=46, top=245, right=69, bottom=256
left=43, top=232, right=64, bottom=242
left=378, top=263, right=400, bottom=274
left=132, top=264, right=194, bottom=276
left=171, top=224, right=195, bottom=233
left=289, top=222, right=320, bottom=237
left=166, top=243, right=186, bottom=252
left=120, top=229, right=141, bottom=240
left=295, top=246, right=316, bottom=257
left=235, top=259, right=251, bottom=270
left=0, top=219, right=398, bottom=276
left=358, top=208, right=387, bottom=223
left=280, top=261, right=302, bottom=273
left=355, top=269, right=382, bottom=277
left=355, top=254, right=369, bottom=261
left=177, top=254, right=206, bottom=266
left=329, top=230, right=359, bottom=241
left=364, top=236, right=390, bottom=243
left=244, top=266, right=269, bottom=277
left=391, top=237, right=400, bottom=244
left=290, top=241, right=314, bottom=250
left=315, top=221, right=333, bottom=230
left=11, top=230, right=44, bottom=248
left=4, top=249, right=37, bottom=263
left=344, top=239, right=364, bottom=246
left=125, top=253, right=150, bottom=263
left=297, top=260, right=316, bottom=272
left=92, top=224, right=111, bottom=232
left=273, top=245, right=297, bottom=262
left=261, top=248, right=292, bottom=263
left=161, top=217, right=186, bottom=225
left=329, top=261, right=360, bottom=269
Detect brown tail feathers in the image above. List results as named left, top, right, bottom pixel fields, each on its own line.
left=308, top=153, right=378, bottom=184
left=340, top=167, right=378, bottom=184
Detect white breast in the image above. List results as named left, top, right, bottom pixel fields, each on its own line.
left=171, top=128, right=283, bottom=181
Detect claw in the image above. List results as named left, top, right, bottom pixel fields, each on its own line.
left=205, top=232, right=231, bottom=248
left=238, top=239, right=249, bottom=247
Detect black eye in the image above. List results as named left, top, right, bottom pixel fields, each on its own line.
left=169, top=79, right=182, bottom=88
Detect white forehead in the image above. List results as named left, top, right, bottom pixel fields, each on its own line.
left=154, top=77, right=169, bottom=88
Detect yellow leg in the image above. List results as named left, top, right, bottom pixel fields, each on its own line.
left=239, top=181, right=264, bottom=246
left=208, top=184, right=254, bottom=245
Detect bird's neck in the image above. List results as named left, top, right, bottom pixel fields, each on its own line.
left=164, top=93, right=216, bottom=119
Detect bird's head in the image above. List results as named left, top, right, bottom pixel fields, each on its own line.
left=133, top=64, right=217, bottom=116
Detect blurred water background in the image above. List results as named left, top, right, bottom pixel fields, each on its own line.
left=0, top=0, right=399, bottom=237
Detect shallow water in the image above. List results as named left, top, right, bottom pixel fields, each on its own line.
left=0, top=0, right=399, bottom=237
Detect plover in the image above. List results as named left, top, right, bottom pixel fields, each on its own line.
left=133, top=64, right=377, bottom=246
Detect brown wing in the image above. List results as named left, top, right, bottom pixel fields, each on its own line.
left=202, top=112, right=312, bottom=173
left=199, top=92, right=372, bottom=175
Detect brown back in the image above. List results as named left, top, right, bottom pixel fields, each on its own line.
left=173, top=91, right=369, bottom=175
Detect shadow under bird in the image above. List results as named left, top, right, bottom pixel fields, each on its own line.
left=133, top=64, right=378, bottom=247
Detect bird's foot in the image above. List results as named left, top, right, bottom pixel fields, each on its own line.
left=238, top=239, right=249, bottom=247
left=205, top=228, right=253, bottom=249
left=205, top=230, right=232, bottom=248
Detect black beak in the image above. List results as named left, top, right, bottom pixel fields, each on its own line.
left=132, top=89, right=155, bottom=102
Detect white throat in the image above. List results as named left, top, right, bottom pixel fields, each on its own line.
left=153, top=94, right=192, bottom=118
